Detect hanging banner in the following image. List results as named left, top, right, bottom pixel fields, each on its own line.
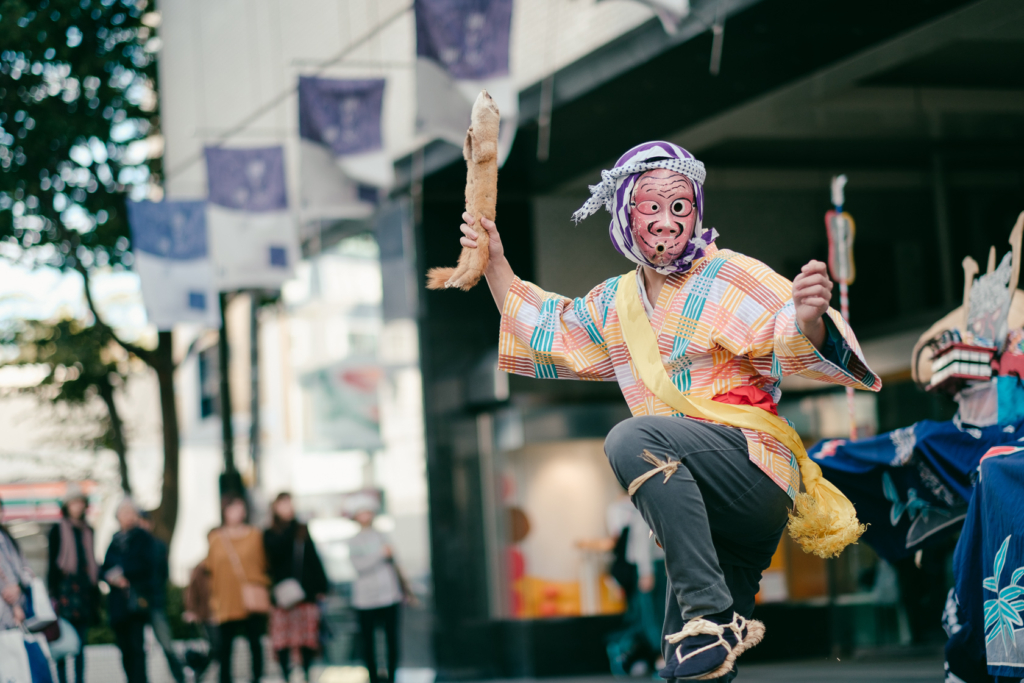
left=127, top=199, right=220, bottom=329
left=298, top=77, right=392, bottom=226
left=415, top=0, right=517, bottom=166
left=204, top=146, right=299, bottom=290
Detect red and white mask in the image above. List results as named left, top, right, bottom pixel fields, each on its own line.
left=628, top=169, right=697, bottom=268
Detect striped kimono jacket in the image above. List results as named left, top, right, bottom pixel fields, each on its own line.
left=498, top=244, right=881, bottom=497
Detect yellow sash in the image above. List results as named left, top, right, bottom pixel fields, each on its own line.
left=614, top=272, right=865, bottom=558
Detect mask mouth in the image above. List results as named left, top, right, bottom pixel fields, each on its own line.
left=656, top=244, right=666, bottom=254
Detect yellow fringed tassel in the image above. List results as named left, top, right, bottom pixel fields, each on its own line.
left=788, top=455, right=867, bottom=558
left=787, top=492, right=867, bottom=559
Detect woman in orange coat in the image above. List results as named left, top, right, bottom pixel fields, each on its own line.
left=204, top=493, right=269, bottom=683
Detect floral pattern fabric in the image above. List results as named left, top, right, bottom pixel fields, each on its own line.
left=946, top=442, right=1024, bottom=680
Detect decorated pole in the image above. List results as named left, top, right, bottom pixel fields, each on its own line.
left=826, top=175, right=858, bottom=440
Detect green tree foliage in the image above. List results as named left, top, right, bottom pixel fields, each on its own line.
left=2, top=318, right=133, bottom=493
left=0, top=0, right=184, bottom=542
left=0, top=0, right=160, bottom=262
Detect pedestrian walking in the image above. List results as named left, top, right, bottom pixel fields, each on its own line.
left=47, top=484, right=99, bottom=683
left=1, top=496, right=57, bottom=683
left=264, top=492, right=329, bottom=683
left=205, top=493, right=269, bottom=683
left=182, top=559, right=218, bottom=680
left=139, top=510, right=186, bottom=683
left=102, top=499, right=155, bottom=683
left=0, top=498, right=34, bottom=630
left=346, top=494, right=403, bottom=683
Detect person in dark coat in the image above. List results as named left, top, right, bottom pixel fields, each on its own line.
left=139, top=510, right=186, bottom=683
left=48, top=484, right=99, bottom=683
left=264, top=492, right=329, bottom=682
left=102, top=498, right=155, bottom=683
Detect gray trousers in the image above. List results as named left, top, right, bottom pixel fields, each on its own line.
left=605, top=416, right=792, bottom=675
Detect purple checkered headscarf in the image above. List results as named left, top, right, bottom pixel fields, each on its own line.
left=571, top=141, right=718, bottom=275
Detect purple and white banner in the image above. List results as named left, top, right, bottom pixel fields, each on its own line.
left=298, top=77, right=392, bottom=226
left=204, top=146, right=299, bottom=290
left=415, top=0, right=517, bottom=166
left=126, top=200, right=220, bottom=330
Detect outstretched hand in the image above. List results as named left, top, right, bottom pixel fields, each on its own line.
left=792, top=260, right=833, bottom=350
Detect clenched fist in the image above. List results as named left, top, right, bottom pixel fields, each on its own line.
left=792, top=260, right=833, bottom=349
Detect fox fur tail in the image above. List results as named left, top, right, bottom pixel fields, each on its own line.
left=425, top=224, right=490, bottom=291
left=426, top=268, right=457, bottom=290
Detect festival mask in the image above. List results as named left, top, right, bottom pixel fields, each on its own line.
left=628, top=169, right=697, bottom=268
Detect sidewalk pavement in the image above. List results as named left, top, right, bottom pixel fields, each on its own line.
left=472, top=656, right=945, bottom=683
left=77, top=639, right=944, bottom=683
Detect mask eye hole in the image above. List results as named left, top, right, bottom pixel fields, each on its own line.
left=635, top=201, right=660, bottom=215
left=671, top=199, right=693, bottom=217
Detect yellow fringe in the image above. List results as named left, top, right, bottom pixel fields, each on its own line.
left=787, top=492, right=868, bottom=559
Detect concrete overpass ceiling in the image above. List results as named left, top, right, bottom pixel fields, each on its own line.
left=865, top=39, right=1024, bottom=90
left=514, top=0, right=985, bottom=196
left=655, top=0, right=1024, bottom=171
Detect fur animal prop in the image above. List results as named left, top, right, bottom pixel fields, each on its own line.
left=426, top=90, right=499, bottom=291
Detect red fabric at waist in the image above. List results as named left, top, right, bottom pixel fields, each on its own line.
left=711, top=386, right=779, bottom=416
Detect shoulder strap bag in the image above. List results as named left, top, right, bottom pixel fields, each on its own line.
left=272, top=532, right=306, bottom=610
left=220, top=530, right=270, bottom=614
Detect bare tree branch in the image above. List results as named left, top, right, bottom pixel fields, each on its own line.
left=174, top=329, right=219, bottom=371
left=73, top=257, right=159, bottom=367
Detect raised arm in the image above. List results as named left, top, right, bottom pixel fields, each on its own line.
left=712, top=255, right=879, bottom=391
left=460, top=212, right=514, bottom=310
left=459, top=212, right=617, bottom=382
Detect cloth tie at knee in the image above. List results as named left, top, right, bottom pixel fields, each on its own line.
left=627, top=449, right=680, bottom=496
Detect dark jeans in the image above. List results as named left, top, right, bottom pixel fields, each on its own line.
left=277, top=647, right=315, bottom=681
left=605, top=416, right=792, bottom=680
left=218, top=616, right=265, bottom=683
left=356, top=603, right=400, bottom=683
left=113, top=615, right=149, bottom=683
left=56, top=620, right=89, bottom=683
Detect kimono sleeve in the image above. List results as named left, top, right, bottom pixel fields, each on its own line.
left=498, top=276, right=617, bottom=381
left=713, top=256, right=880, bottom=391
left=772, top=303, right=880, bottom=389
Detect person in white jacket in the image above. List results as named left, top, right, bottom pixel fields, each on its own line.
left=0, top=498, right=35, bottom=631
left=346, top=493, right=403, bottom=683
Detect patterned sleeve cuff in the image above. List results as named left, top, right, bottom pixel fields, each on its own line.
left=783, top=307, right=880, bottom=391
left=819, top=315, right=853, bottom=369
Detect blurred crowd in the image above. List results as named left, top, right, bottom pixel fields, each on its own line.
left=0, top=489, right=408, bottom=683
